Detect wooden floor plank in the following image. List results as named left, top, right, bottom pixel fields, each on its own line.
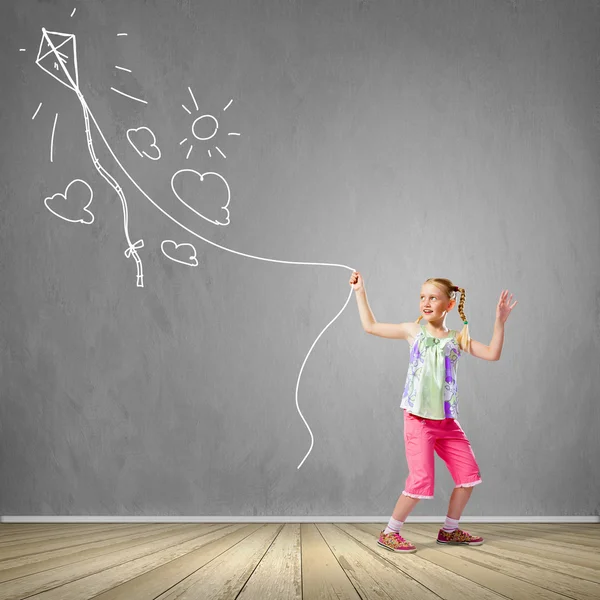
left=0, top=524, right=233, bottom=600
left=0, top=523, right=156, bottom=539
left=469, top=534, right=600, bottom=572
left=358, top=523, right=573, bottom=600
left=151, top=524, right=282, bottom=600
left=0, top=525, right=199, bottom=582
left=499, top=524, right=600, bottom=538
left=465, top=525, right=600, bottom=571
left=405, top=524, right=600, bottom=583
left=0, top=524, right=144, bottom=548
left=338, top=523, right=508, bottom=600
left=0, top=525, right=95, bottom=539
left=236, top=523, right=302, bottom=600
left=478, top=543, right=600, bottom=584
left=0, top=524, right=174, bottom=561
left=87, top=524, right=260, bottom=600
left=301, top=523, right=362, bottom=600
left=404, top=524, right=600, bottom=600
left=0, top=525, right=189, bottom=577
left=0, top=525, right=51, bottom=532
left=477, top=524, right=600, bottom=549
left=407, top=523, right=599, bottom=554
left=317, top=523, right=445, bottom=600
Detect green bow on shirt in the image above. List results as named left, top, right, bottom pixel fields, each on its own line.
left=423, top=336, right=442, bottom=348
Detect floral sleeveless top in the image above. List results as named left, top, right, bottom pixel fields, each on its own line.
left=400, top=324, right=462, bottom=419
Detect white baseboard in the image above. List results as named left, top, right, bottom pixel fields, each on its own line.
left=2, top=515, right=599, bottom=523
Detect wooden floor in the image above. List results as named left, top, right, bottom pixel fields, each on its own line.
left=0, top=522, right=598, bottom=600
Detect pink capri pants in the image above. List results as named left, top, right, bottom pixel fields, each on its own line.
left=402, top=410, right=482, bottom=499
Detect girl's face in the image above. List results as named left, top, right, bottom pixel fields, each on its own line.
left=420, top=283, right=454, bottom=321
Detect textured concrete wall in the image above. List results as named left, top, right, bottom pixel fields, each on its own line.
left=1, top=0, right=599, bottom=517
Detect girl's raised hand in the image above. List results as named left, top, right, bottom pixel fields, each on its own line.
left=496, top=290, right=518, bottom=323
left=349, top=271, right=364, bottom=292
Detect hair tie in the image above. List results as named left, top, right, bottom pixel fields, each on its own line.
left=463, top=320, right=468, bottom=325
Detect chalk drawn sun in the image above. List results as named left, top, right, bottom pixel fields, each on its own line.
left=179, top=87, right=240, bottom=160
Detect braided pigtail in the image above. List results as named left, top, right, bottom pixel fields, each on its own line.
left=415, top=315, right=423, bottom=324
left=454, top=286, right=471, bottom=353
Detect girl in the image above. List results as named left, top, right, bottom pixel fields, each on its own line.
left=349, top=271, right=517, bottom=553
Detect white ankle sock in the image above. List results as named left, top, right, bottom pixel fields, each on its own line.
left=443, top=516, right=459, bottom=532
left=384, top=517, right=404, bottom=534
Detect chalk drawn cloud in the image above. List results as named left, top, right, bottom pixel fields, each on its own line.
left=127, top=126, right=161, bottom=161
left=161, top=240, right=198, bottom=267
left=44, top=179, right=95, bottom=224
left=171, top=169, right=231, bottom=226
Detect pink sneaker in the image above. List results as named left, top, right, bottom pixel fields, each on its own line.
left=437, top=528, right=484, bottom=546
left=377, top=530, right=417, bottom=553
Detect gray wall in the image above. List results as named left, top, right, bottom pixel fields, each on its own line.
left=1, top=0, right=599, bottom=518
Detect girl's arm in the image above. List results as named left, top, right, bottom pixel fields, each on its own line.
left=469, top=290, right=517, bottom=361
left=469, top=320, right=504, bottom=361
left=350, top=271, right=416, bottom=340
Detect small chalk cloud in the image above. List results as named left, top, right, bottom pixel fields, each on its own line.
left=161, top=240, right=199, bottom=267
left=44, top=179, right=95, bottom=224
left=127, top=126, right=161, bottom=161
left=171, top=169, right=231, bottom=226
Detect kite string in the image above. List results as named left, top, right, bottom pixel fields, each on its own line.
left=295, top=285, right=355, bottom=469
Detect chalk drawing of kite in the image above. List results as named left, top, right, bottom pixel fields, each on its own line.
left=44, top=179, right=95, bottom=224
left=34, top=26, right=355, bottom=469
left=127, top=126, right=162, bottom=161
left=36, top=28, right=145, bottom=287
left=161, top=240, right=198, bottom=267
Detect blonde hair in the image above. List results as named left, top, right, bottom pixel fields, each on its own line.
left=415, top=277, right=471, bottom=353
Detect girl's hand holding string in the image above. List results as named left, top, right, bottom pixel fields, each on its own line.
left=349, top=271, right=364, bottom=292
left=496, top=290, right=518, bottom=324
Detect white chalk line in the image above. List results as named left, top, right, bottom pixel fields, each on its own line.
left=223, top=99, right=233, bottom=111
left=83, top=103, right=355, bottom=468
left=208, top=149, right=211, bottom=157
left=117, top=33, right=128, bottom=37
left=182, top=104, right=191, bottom=115
left=186, top=145, right=193, bottom=160
left=38, top=34, right=71, bottom=63
left=50, top=112, right=58, bottom=162
left=44, top=179, right=95, bottom=224
left=161, top=240, right=198, bottom=267
left=32, top=102, right=43, bottom=120
left=20, top=48, right=26, bottom=52
left=115, top=65, right=132, bottom=72
left=111, top=87, right=147, bottom=104
left=188, top=87, right=198, bottom=111
left=215, top=146, right=226, bottom=158
left=228, top=132, right=240, bottom=136
left=70, top=8, right=76, bottom=17
left=126, top=126, right=162, bottom=160
left=296, top=286, right=354, bottom=469
left=192, top=114, right=218, bottom=140
left=179, top=137, right=188, bottom=145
